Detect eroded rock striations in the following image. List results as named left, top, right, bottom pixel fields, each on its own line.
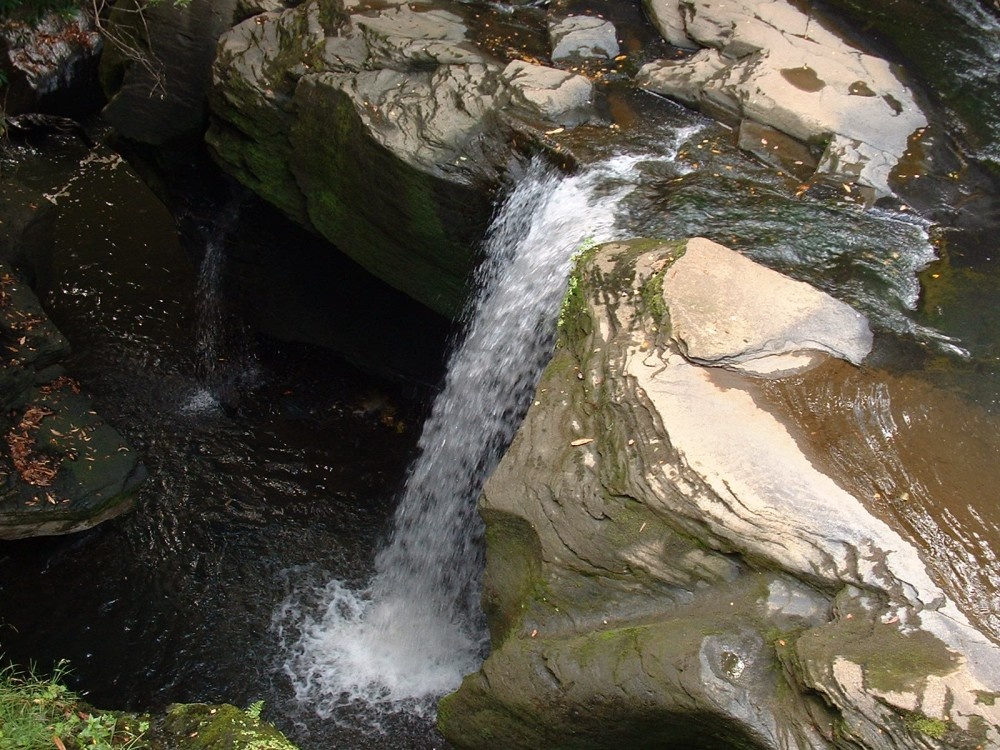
left=206, top=0, right=603, bottom=318
left=440, top=238, right=1000, bottom=750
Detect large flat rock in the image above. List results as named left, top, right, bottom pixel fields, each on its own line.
left=638, top=0, right=927, bottom=197
left=663, top=237, right=872, bottom=375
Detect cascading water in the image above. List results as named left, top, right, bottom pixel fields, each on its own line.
left=185, top=198, right=259, bottom=413
left=274, top=153, right=661, bottom=724
left=193, top=223, right=228, bottom=382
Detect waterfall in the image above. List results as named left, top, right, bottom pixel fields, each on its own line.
left=275, top=154, right=652, bottom=723
left=193, top=225, right=227, bottom=381
left=185, top=197, right=258, bottom=413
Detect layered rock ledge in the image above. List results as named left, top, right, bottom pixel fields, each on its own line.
left=206, top=0, right=603, bottom=318
left=440, top=238, right=1000, bottom=750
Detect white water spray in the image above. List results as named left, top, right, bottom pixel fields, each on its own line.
left=276, top=154, right=651, bottom=722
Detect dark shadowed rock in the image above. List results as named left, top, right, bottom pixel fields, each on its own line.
left=0, top=10, right=102, bottom=115
left=100, top=0, right=239, bottom=144
left=0, top=265, right=144, bottom=540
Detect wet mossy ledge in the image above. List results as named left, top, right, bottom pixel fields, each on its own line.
left=439, top=238, right=1000, bottom=750
left=153, top=703, right=300, bottom=750
left=0, top=261, right=145, bottom=540
left=0, top=657, right=300, bottom=750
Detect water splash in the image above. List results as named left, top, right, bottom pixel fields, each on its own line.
left=275, top=154, right=647, bottom=723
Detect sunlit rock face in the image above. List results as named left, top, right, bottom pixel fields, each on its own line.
left=637, top=0, right=928, bottom=199
left=206, top=0, right=603, bottom=318
left=440, top=238, right=1000, bottom=750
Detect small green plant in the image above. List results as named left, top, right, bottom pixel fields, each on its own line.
left=907, top=712, right=949, bottom=739
left=244, top=699, right=265, bottom=720
left=0, top=656, right=149, bottom=750
left=557, top=237, right=599, bottom=330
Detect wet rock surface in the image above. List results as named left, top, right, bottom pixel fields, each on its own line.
left=440, top=239, right=1000, bottom=750
left=0, top=265, right=144, bottom=540
left=0, top=132, right=152, bottom=540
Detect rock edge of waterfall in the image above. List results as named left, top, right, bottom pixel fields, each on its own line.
left=439, top=238, right=1000, bottom=750
left=198, top=0, right=937, bottom=319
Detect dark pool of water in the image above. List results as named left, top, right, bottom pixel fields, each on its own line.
left=0, top=132, right=454, bottom=749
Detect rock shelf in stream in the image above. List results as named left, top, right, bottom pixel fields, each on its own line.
left=637, top=0, right=929, bottom=200
left=0, top=262, right=145, bottom=540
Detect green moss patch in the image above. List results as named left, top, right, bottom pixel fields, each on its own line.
left=156, top=703, right=299, bottom=750
left=795, top=610, right=958, bottom=694
left=906, top=712, right=948, bottom=739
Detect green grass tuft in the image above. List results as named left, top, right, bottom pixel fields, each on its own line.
left=0, top=656, right=148, bottom=750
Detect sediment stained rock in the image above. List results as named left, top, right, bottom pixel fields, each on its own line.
left=638, top=0, right=928, bottom=199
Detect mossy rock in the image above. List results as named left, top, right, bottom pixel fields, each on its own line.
left=287, top=74, right=489, bottom=318
left=153, top=703, right=300, bottom=750
left=793, top=606, right=957, bottom=695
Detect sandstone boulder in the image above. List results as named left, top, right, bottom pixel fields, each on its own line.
left=637, top=0, right=927, bottom=198
left=440, top=238, right=1000, bottom=750
left=206, top=0, right=601, bottom=318
left=549, top=16, right=620, bottom=63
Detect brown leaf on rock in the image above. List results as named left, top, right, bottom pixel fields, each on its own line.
left=5, top=405, right=59, bottom=487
